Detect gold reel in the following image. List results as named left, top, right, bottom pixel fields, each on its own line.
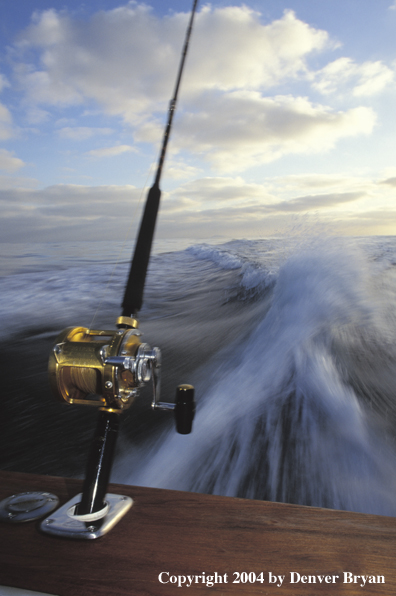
left=48, top=318, right=160, bottom=413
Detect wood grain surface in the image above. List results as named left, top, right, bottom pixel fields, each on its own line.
left=0, top=470, right=395, bottom=595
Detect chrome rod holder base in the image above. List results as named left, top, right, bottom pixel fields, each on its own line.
left=0, top=492, right=59, bottom=524
left=40, top=493, right=133, bottom=540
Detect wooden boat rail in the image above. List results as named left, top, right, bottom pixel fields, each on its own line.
left=0, top=470, right=395, bottom=595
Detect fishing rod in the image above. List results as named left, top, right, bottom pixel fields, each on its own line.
left=43, top=0, right=199, bottom=539
left=123, top=0, right=199, bottom=318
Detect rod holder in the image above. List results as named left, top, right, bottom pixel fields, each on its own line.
left=78, top=410, right=120, bottom=516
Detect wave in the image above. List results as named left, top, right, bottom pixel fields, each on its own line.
left=187, top=242, right=277, bottom=297
left=115, top=239, right=396, bottom=516
left=4, top=235, right=396, bottom=515
left=0, top=241, right=276, bottom=339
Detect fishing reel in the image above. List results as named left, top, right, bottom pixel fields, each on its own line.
left=48, top=315, right=195, bottom=434
left=41, top=315, right=195, bottom=539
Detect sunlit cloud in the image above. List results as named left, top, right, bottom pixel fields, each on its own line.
left=164, top=160, right=202, bottom=180
left=172, top=176, right=271, bottom=204
left=183, top=7, right=330, bottom=93
left=172, top=93, right=376, bottom=171
left=14, top=6, right=330, bottom=119
left=8, top=3, right=381, bottom=178
left=265, top=191, right=365, bottom=212
left=314, top=58, right=395, bottom=97
left=277, top=173, right=368, bottom=190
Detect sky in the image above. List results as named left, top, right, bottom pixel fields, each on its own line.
left=1, top=0, right=396, bottom=242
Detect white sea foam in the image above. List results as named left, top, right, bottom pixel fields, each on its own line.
left=115, top=238, right=396, bottom=516
left=187, top=243, right=244, bottom=270
left=188, top=242, right=278, bottom=295
left=4, top=236, right=396, bottom=515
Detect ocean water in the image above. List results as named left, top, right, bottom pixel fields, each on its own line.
left=2, top=235, right=396, bottom=516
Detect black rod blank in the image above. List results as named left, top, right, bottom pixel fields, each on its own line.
left=122, top=0, right=199, bottom=317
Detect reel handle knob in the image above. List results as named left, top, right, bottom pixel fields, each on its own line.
left=174, top=384, right=195, bottom=434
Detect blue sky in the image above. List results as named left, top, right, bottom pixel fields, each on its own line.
left=1, top=0, right=396, bottom=241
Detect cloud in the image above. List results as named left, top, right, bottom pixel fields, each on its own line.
left=58, top=126, right=114, bottom=140
left=314, top=58, right=395, bottom=97
left=0, top=103, right=14, bottom=140
left=86, top=145, right=136, bottom=158
left=172, top=176, right=270, bottom=204
left=265, top=191, right=365, bottom=212
left=0, top=183, right=141, bottom=210
left=0, top=74, right=10, bottom=93
left=10, top=4, right=381, bottom=176
left=0, top=149, right=25, bottom=172
left=13, top=5, right=329, bottom=120
left=275, top=173, right=366, bottom=191
left=0, top=178, right=272, bottom=242
left=164, top=161, right=201, bottom=180
left=171, top=92, right=376, bottom=171
left=0, top=184, right=143, bottom=241
left=0, top=75, right=15, bottom=139
left=14, top=4, right=178, bottom=118
left=0, top=172, right=395, bottom=243
left=0, top=175, right=38, bottom=190
left=24, top=106, right=51, bottom=124
left=381, top=176, right=396, bottom=187
left=183, top=7, right=330, bottom=93
left=171, top=177, right=366, bottom=214
left=344, top=208, right=396, bottom=235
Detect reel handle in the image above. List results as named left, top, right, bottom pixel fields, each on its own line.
left=152, top=383, right=195, bottom=435
left=175, top=385, right=195, bottom=434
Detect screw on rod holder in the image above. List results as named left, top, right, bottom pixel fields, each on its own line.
left=174, top=384, right=195, bottom=434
